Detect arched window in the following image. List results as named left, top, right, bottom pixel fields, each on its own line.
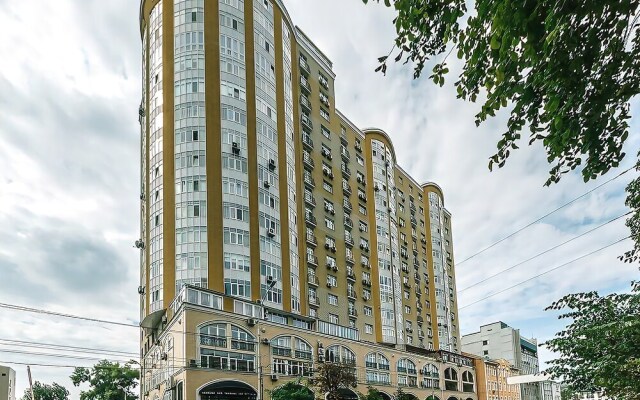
left=365, top=352, right=391, bottom=385
left=199, top=323, right=227, bottom=347
left=271, top=336, right=313, bottom=376
left=462, top=371, right=475, bottom=392
left=421, top=363, right=440, bottom=389
left=199, top=323, right=255, bottom=372
left=397, top=358, right=417, bottom=387
left=325, top=345, right=356, bottom=365
left=231, top=326, right=255, bottom=351
left=445, top=368, right=459, bottom=391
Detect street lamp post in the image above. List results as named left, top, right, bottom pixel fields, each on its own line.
left=117, top=384, right=128, bottom=400
left=257, top=276, right=277, bottom=400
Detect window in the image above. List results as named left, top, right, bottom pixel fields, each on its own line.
left=445, top=368, right=459, bottom=391
left=364, top=306, right=373, bottom=316
left=325, top=217, right=335, bottom=230
left=365, top=324, right=373, bottom=334
left=462, top=371, right=475, bottom=393
left=328, top=294, right=338, bottom=306
left=359, top=205, right=367, bottom=215
left=321, top=125, right=331, bottom=139
left=483, top=340, right=488, bottom=345
left=224, top=253, right=250, bottom=271
left=357, top=155, right=364, bottom=166
left=223, top=202, right=249, bottom=221
left=223, top=228, right=249, bottom=246
left=359, top=221, right=368, bottom=232
left=405, top=305, right=411, bottom=314
left=325, top=345, right=356, bottom=365
left=224, top=278, right=251, bottom=298
left=327, top=275, right=337, bottom=287
left=223, top=154, right=248, bottom=172
left=323, top=180, right=333, bottom=193
left=328, top=313, right=339, bottom=324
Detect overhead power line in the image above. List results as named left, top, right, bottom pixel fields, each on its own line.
left=457, top=166, right=634, bottom=266
left=459, top=211, right=631, bottom=292
left=0, top=338, right=139, bottom=358
left=0, top=303, right=139, bottom=328
left=459, top=235, right=631, bottom=310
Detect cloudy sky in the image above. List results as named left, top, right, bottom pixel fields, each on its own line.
left=0, top=0, right=638, bottom=398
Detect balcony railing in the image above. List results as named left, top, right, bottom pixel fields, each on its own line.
left=342, top=182, right=352, bottom=195
left=341, top=165, right=351, bottom=178
left=345, top=254, right=355, bottom=265
left=301, top=114, right=313, bottom=130
left=341, top=147, right=351, bottom=161
left=304, top=193, right=316, bottom=207
left=307, top=254, right=318, bottom=266
left=344, top=236, right=354, bottom=247
left=305, top=213, right=317, bottom=227
left=307, top=273, right=319, bottom=286
left=299, top=56, right=310, bottom=76
left=308, top=295, right=320, bottom=307
left=347, top=289, right=357, bottom=299
left=272, top=346, right=292, bottom=357
left=302, top=133, right=314, bottom=150
left=300, top=94, right=312, bottom=112
left=303, top=151, right=315, bottom=169
left=346, top=269, right=356, bottom=280
left=306, top=233, right=318, bottom=247
left=231, top=339, right=256, bottom=352
left=304, top=174, right=316, bottom=189
left=295, top=350, right=313, bottom=360
left=344, top=216, right=353, bottom=230
left=200, top=335, right=227, bottom=348
left=300, top=76, right=311, bottom=94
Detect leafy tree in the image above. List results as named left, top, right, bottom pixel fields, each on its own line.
left=70, top=360, right=139, bottom=400
left=363, top=0, right=640, bottom=261
left=393, top=388, right=417, bottom=400
left=269, top=381, right=314, bottom=400
left=560, top=386, right=577, bottom=400
left=359, top=386, right=384, bottom=400
left=21, top=381, right=69, bottom=400
left=544, top=280, right=640, bottom=400
left=312, top=362, right=358, bottom=400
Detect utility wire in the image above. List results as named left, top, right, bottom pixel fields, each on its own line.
left=0, top=339, right=139, bottom=357
left=459, top=211, right=631, bottom=292
left=457, top=166, right=634, bottom=266
left=459, top=235, right=632, bottom=310
left=0, top=303, right=138, bottom=328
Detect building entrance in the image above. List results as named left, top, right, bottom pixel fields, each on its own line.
left=199, top=381, right=257, bottom=400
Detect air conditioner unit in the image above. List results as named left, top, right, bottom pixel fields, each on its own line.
left=332, top=266, right=338, bottom=272
left=138, top=286, right=145, bottom=295
left=269, top=159, right=276, bottom=170
left=161, top=353, right=168, bottom=361
left=232, top=142, right=240, bottom=154
left=326, top=283, right=333, bottom=288
left=247, top=318, right=258, bottom=326
left=324, top=243, right=330, bottom=249
left=330, top=209, right=335, bottom=215
left=357, top=176, right=362, bottom=183
left=331, top=246, right=336, bottom=253
left=270, top=374, right=279, bottom=381
left=263, top=180, right=270, bottom=188
left=232, top=141, right=239, bottom=149
left=374, top=185, right=380, bottom=192
left=267, top=228, right=276, bottom=237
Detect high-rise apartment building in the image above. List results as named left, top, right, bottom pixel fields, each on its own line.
left=137, top=0, right=471, bottom=399
left=462, top=322, right=540, bottom=400
left=0, top=366, right=16, bottom=400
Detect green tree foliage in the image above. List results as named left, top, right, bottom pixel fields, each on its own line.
left=21, top=382, right=69, bottom=400
left=544, top=280, right=640, bottom=400
left=363, top=0, right=640, bottom=260
left=70, top=360, right=139, bottom=400
left=393, top=388, right=417, bottom=400
left=312, top=362, right=358, bottom=400
left=269, top=381, right=314, bottom=400
left=359, top=387, right=384, bottom=400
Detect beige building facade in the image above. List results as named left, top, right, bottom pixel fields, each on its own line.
left=470, top=357, right=520, bottom=400
left=137, top=0, right=469, bottom=398
left=0, top=366, right=16, bottom=400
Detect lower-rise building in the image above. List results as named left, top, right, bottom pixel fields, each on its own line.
left=468, top=355, right=521, bottom=400
left=0, top=366, right=16, bottom=400
left=141, top=286, right=478, bottom=400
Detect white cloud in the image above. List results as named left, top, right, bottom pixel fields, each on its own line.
left=0, top=0, right=637, bottom=396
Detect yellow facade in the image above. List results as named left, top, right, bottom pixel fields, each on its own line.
left=138, top=0, right=468, bottom=398
left=470, top=356, right=521, bottom=400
